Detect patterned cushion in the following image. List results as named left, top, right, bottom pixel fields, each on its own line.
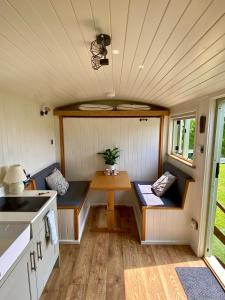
left=151, top=171, right=176, bottom=197
left=45, top=168, right=69, bottom=196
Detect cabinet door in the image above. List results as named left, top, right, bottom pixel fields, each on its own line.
left=0, top=248, right=36, bottom=300
left=35, top=225, right=59, bottom=298
left=27, top=243, right=38, bottom=300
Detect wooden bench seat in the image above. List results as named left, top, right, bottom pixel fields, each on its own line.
left=133, top=162, right=193, bottom=242
left=133, top=181, right=181, bottom=208
left=31, top=163, right=90, bottom=242
left=134, top=162, right=193, bottom=210
left=57, top=181, right=89, bottom=210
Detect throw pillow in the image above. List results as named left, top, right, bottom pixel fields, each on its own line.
left=151, top=171, right=176, bottom=197
left=45, top=168, right=69, bottom=196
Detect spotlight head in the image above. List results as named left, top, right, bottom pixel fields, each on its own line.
left=100, top=58, right=109, bottom=66
left=96, top=34, right=111, bottom=46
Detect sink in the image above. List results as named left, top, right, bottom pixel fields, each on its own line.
left=0, top=223, right=30, bottom=281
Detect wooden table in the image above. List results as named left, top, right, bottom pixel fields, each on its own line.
left=90, top=171, right=131, bottom=232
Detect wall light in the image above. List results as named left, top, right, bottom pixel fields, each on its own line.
left=40, top=106, right=51, bottom=116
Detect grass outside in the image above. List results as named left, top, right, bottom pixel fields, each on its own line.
left=212, top=163, right=225, bottom=265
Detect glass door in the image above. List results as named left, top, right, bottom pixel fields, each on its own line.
left=205, top=99, right=225, bottom=269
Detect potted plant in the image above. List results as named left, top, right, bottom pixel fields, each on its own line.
left=98, top=147, right=120, bottom=171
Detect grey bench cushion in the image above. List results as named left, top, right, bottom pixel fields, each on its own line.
left=57, top=181, right=89, bottom=208
left=133, top=181, right=179, bottom=207
left=134, top=162, right=192, bottom=207
left=31, top=163, right=89, bottom=208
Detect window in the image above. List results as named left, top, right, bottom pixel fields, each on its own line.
left=171, top=117, right=196, bottom=163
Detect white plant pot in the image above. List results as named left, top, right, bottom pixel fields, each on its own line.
left=105, top=164, right=116, bottom=171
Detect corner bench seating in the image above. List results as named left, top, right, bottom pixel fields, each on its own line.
left=133, top=162, right=193, bottom=241
left=32, top=163, right=90, bottom=241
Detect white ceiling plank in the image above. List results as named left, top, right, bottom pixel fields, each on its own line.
left=119, top=0, right=170, bottom=97
left=28, top=0, right=96, bottom=97
left=0, top=0, right=225, bottom=107
left=154, top=44, right=225, bottom=100
left=128, top=0, right=192, bottom=98
left=89, top=0, right=113, bottom=95
left=70, top=0, right=111, bottom=96
left=150, top=32, right=225, bottom=99
left=159, top=70, right=225, bottom=106
left=140, top=0, right=225, bottom=100
left=115, top=0, right=149, bottom=96
left=161, top=60, right=225, bottom=100
left=3, top=0, right=87, bottom=98
left=134, top=0, right=213, bottom=98
left=50, top=0, right=103, bottom=96
left=109, top=0, right=130, bottom=96
left=163, top=73, right=225, bottom=106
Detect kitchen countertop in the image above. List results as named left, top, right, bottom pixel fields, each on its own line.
left=0, top=190, right=57, bottom=223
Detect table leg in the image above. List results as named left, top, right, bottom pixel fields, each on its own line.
left=107, top=191, right=115, bottom=230
left=91, top=190, right=126, bottom=233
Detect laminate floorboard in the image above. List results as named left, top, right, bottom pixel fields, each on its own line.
left=41, top=206, right=206, bottom=300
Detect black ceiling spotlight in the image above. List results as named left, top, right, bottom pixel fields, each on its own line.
left=90, top=34, right=111, bottom=70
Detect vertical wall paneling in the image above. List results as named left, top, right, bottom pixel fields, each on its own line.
left=63, top=117, right=160, bottom=182
left=0, top=96, right=56, bottom=181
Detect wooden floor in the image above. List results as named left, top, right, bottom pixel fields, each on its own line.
left=41, top=206, right=206, bottom=300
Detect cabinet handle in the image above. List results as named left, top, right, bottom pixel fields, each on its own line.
left=37, top=241, right=43, bottom=260
left=30, top=251, right=37, bottom=271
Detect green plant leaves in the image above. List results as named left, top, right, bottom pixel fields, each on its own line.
left=97, top=147, right=120, bottom=165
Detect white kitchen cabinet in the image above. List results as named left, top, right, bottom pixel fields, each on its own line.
left=35, top=224, right=59, bottom=298
left=0, top=193, right=59, bottom=300
left=0, top=246, right=35, bottom=300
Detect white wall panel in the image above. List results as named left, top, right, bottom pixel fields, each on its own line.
left=64, top=117, right=160, bottom=181
left=0, top=95, right=56, bottom=181
left=168, top=96, right=216, bottom=255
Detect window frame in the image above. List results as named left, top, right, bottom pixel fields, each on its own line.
left=169, top=114, right=197, bottom=167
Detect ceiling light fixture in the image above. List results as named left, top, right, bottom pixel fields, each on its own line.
left=138, top=65, right=144, bottom=69
left=90, top=34, right=111, bottom=70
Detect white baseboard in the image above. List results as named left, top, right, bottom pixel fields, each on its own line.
left=141, top=239, right=189, bottom=245
left=59, top=240, right=80, bottom=244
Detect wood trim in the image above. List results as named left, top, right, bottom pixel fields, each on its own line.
left=141, top=207, right=146, bottom=241
left=74, top=208, right=79, bottom=240
left=144, top=206, right=183, bottom=210
left=215, top=256, right=225, bottom=269
left=24, top=179, right=36, bottom=190
left=168, top=154, right=196, bottom=168
left=158, top=116, right=164, bottom=176
left=59, top=116, right=65, bottom=176
left=216, top=201, right=225, bottom=214
left=204, top=257, right=225, bottom=290
left=181, top=178, right=194, bottom=209
left=54, top=110, right=169, bottom=117
left=214, top=226, right=225, bottom=245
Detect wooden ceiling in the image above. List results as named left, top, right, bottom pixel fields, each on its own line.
left=0, top=0, right=225, bottom=107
